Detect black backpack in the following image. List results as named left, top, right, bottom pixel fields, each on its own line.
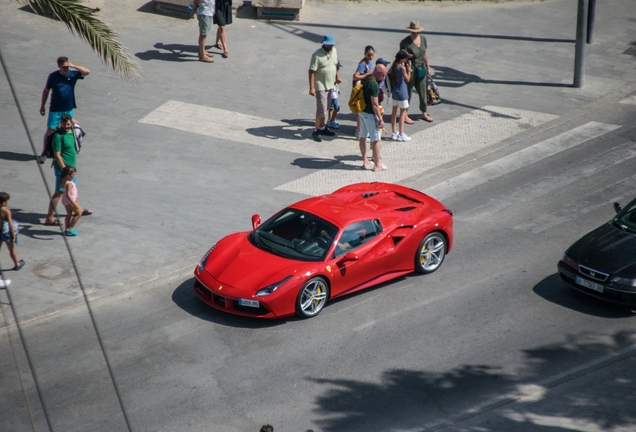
left=43, top=128, right=64, bottom=159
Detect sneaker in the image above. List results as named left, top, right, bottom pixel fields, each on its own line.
left=391, top=132, right=399, bottom=141
left=311, top=130, right=323, bottom=142
left=65, top=229, right=78, bottom=236
left=13, top=259, right=25, bottom=271
left=36, top=155, right=46, bottom=164
left=319, top=127, right=336, bottom=137
left=397, top=134, right=412, bottom=142
left=327, top=120, right=340, bottom=129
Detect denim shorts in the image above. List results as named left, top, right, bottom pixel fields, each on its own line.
left=47, top=110, right=74, bottom=129
left=330, top=97, right=340, bottom=112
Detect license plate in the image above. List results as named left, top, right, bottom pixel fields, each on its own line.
left=575, top=276, right=604, bottom=293
left=238, top=298, right=260, bottom=308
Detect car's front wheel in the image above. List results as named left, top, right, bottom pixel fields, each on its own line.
left=414, top=232, right=447, bottom=274
left=296, top=277, right=329, bottom=318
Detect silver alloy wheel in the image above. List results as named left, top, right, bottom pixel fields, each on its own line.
left=298, top=278, right=328, bottom=317
left=419, top=233, right=445, bottom=272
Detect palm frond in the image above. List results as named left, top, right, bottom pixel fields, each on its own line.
left=23, top=0, right=141, bottom=82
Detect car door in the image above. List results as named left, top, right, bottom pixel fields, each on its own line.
left=328, top=220, right=393, bottom=296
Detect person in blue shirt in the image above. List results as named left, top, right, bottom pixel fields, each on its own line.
left=38, top=57, right=89, bottom=163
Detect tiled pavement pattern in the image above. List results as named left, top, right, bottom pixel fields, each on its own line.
left=0, top=0, right=636, bottom=429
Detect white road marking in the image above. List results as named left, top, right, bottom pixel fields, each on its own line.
left=139, top=101, right=558, bottom=196
left=619, top=95, right=636, bottom=106
left=139, top=100, right=366, bottom=159
left=453, top=141, right=635, bottom=225
left=276, top=106, right=558, bottom=196
left=426, top=121, right=622, bottom=202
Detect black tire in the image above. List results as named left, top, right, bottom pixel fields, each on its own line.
left=295, top=277, right=329, bottom=318
left=414, top=232, right=447, bottom=274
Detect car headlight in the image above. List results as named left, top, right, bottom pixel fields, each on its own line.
left=255, top=276, right=292, bottom=297
left=610, top=276, right=636, bottom=287
left=198, top=245, right=216, bottom=273
left=562, top=254, right=578, bottom=270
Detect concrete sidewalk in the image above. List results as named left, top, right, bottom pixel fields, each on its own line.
left=1, top=0, right=636, bottom=429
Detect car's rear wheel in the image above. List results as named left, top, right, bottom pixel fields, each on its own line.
left=296, top=277, right=329, bottom=318
left=415, top=232, right=446, bottom=274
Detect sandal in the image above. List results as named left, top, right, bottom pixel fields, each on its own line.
left=222, top=52, right=229, bottom=59
left=373, top=163, right=387, bottom=172
left=422, top=114, right=433, bottom=122
left=199, top=56, right=214, bottom=63
left=82, top=209, right=93, bottom=216
left=43, top=219, right=61, bottom=226
left=13, top=259, right=25, bottom=271
left=405, top=117, right=415, bottom=125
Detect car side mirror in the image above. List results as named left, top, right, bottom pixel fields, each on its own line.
left=614, top=202, right=622, bottom=214
left=251, top=214, right=261, bottom=230
left=340, top=252, right=359, bottom=262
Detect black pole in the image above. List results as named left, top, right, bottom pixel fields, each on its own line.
left=587, top=0, right=596, bottom=44
left=574, top=0, right=588, bottom=88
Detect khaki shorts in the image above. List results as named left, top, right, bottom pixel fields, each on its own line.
left=315, top=89, right=333, bottom=118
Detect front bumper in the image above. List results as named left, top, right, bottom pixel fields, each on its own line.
left=557, top=261, right=636, bottom=306
left=193, top=277, right=277, bottom=318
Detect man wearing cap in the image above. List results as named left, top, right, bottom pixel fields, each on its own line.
left=400, top=21, right=434, bottom=123
left=308, top=34, right=341, bottom=142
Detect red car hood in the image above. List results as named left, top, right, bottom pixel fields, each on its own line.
left=203, top=233, right=302, bottom=291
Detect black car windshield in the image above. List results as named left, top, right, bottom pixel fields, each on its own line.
left=250, top=208, right=339, bottom=261
left=615, top=199, right=636, bottom=234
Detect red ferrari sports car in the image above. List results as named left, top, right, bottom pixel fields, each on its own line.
left=194, top=182, right=453, bottom=319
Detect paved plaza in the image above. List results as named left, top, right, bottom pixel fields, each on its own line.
left=1, top=0, right=636, bottom=430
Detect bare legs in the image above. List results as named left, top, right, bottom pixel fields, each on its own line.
left=64, top=202, right=83, bottom=232
left=0, top=241, right=20, bottom=268
left=215, top=26, right=228, bottom=57
left=45, top=191, right=63, bottom=225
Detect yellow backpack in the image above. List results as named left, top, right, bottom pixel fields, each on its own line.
left=348, top=82, right=366, bottom=114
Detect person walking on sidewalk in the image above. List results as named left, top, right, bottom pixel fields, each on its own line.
left=38, top=56, right=89, bottom=163
left=308, top=34, right=341, bottom=142
left=193, top=0, right=215, bottom=62
left=389, top=51, right=412, bottom=142
left=358, top=64, right=387, bottom=172
left=399, top=21, right=434, bottom=123
left=213, top=0, right=232, bottom=58
left=43, top=114, right=92, bottom=226
left=0, top=192, right=25, bottom=271
left=60, top=167, right=84, bottom=237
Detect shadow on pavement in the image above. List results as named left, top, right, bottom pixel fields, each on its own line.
left=273, top=22, right=574, bottom=44
left=433, top=65, right=572, bottom=89
left=291, top=155, right=362, bottom=171
left=135, top=43, right=202, bottom=62
left=533, top=273, right=635, bottom=318
left=309, top=329, right=636, bottom=432
left=171, top=277, right=289, bottom=328
left=0, top=151, right=35, bottom=162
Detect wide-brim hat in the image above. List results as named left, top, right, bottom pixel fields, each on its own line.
left=321, top=34, right=336, bottom=46
left=406, top=21, right=424, bottom=32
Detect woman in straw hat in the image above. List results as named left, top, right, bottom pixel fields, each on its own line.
left=399, top=21, right=434, bottom=123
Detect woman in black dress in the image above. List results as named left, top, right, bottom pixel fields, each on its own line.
left=213, top=0, right=232, bottom=58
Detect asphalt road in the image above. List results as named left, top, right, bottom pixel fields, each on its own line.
left=2, top=0, right=636, bottom=431
left=4, top=96, right=636, bottom=432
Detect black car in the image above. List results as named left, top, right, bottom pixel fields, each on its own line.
left=558, top=198, right=636, bottom=306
